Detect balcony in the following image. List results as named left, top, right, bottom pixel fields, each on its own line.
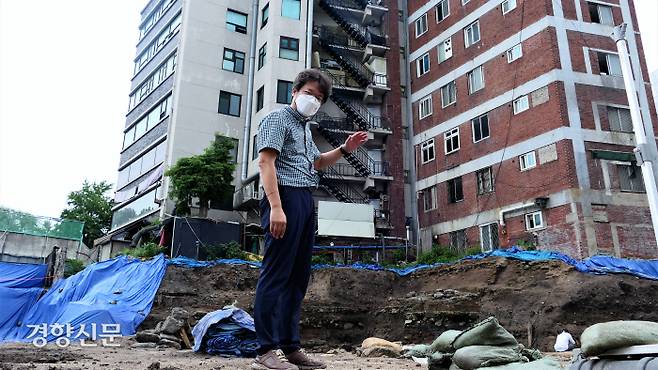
left=233, top=182, right=263, bottom=211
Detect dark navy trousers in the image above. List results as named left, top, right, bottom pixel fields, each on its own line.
left=254, top=186, right=315, bottom=355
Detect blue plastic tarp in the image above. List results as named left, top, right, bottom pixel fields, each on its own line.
left=0, top=261, right=46, bottom=341
left=169, top=247, right=658, bottom=280
left=1, top=254, right=167, bottom=343
left=192, top=306, right=256, bottom=352
left=0, top=261, right=47, bottom=289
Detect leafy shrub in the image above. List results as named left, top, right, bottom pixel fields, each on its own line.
left=311, top=254, right=335, bottom=265
left=416, top=244, right=482, bottom=265
left=64, top=259, right=85, bottom=277
left=203, top=241, right=246, bottom=260
left=121, top=242, right=167, bottom=259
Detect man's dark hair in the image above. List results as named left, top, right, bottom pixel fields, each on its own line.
left=293, top=69, right=332, bottom=103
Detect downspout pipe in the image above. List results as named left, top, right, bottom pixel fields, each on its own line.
left=401, top=0, right=420, bottom=247
left=241, top=0, right=260, bottom=181
left=305, top=0, right=314, bottom=68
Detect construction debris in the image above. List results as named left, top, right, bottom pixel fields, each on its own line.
left=134, top=307, right=193, bottom=350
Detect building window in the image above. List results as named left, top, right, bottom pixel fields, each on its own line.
left=421, top=138, right=435, bottom=163
left=252, top=135, right=259, bottom=160
left=519, top=151, right=537, bottom=171
left=415, top=13, right=428, bottom=38
left=261, top=3, right=269, bottom=28
left=464, top=20, right=481, bottom=48
left=588, top=2, right=614, bottom=26
left=279, top=36, right=299, bottom=60
left=436, top=0, right=450, bottom=22
left=513, top=95, right=529, bottom=114
left=282, top=0, right=301, bottom=19
left=448, top=177, right=464, bottom=203
left=502, top=0, right=517, bottom=14
left=226, top=9, right=248, bottom=34
left=525, top=211, right=544, bottom=230
left=258, top=43, right=267, bottom=70
left=438, top=38, right=453, bottom=63
left=222, top=48, right=245, bottom=74
left=472, top=113, right=490, bottom=142
left=476, top=167, right=494, bottom=194
left=139, top=0, right=177, bottom=40
left=598, top=52, right=622, bottom=76
left=444, top=127, right=460, bottom=154
left=419, top=95, right=433, bottom=119
left=608, top=106, right=633, bottom=132
left=618, top=164, right=645, bottom=192
left=467, top=66, right=485, bottom=94
left=507, top=43, right=523, bottom=63
left=416, top=53, right=430, bottom=77
left=218, top=91, right=242, bottom=117
left=423, top=186, right=438, bottom=211
left=256, top=86, right=264, bottom=112
left=441, top=81, right=456, bottom=107
left=123, top=95, right=172, bottom=150
left=117, top=140, right=167, bottom=190
left=449, top=229, right=468, bottom=251
left=134, top=13, right=182, bottom=75
left=128, top=53, right=177, bottom=111
left=277, top=80, right=293, bottom=104
left=480, top=223, right=499, bottom=252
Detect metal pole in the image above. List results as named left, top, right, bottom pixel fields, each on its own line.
left=612, top=24, right=658, bottom=247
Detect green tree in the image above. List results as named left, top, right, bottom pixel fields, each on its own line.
left=165, top=134, right=236, bottom=217
left=60, top=181, right=114, bottom=246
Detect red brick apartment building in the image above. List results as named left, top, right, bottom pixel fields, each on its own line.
left=406, top=0, right=658, bottom=258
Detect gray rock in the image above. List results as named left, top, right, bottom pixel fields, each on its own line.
left=171, top=307, right=190, bottom=321
left=157, top=339, right=182, bottom=350
left=360, top=346, right=401, bottom=358
left=160, top=316, right=184, bottom=335
left=131, top=342, right=157, bottom=349
left=136, top=331, right=161, bottom=343
left=154, top=321, right=164, bottom=334
left=193, top=310, right=208, bottom=320
left=159, top=333, right=182, bottom=343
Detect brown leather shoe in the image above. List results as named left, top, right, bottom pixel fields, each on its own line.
left=251, top=349, right=299, bottom=370
left=285, top=349, right=327, bottom=370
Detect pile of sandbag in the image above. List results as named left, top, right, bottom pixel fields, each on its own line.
left=405, top=317, right=562, bottom=370
left=570, top=321, right=658, bottom=369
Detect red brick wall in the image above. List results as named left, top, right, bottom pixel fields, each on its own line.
left=409, top=0, right=553, bottom=92
left=418, top=139, right=578, bottom=228
left=416, top=82, right=568, bottom=179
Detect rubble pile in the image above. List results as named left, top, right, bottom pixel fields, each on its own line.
left=134, top=307, right=199, bottom=350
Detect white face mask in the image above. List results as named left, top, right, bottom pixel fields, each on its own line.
left=294, top=93, right=321, bottom=117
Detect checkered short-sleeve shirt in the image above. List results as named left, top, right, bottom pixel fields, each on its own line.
left=257, top=106, right=322, bottom=187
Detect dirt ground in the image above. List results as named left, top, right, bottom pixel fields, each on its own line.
left=0, top=339, right=573, bottom=369
left=0, top=339, right=424, bottom=370
left=148, top=257, right=658, bottom=351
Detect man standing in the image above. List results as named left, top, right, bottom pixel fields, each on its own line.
left=251, top=69, right=368, bottom=370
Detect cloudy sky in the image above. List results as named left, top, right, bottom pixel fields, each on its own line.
left=0, top=0, right=657, bottom=219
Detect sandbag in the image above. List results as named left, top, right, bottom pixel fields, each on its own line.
left=484, top=357, right=563, bottom=370
left=452, top=345, right=525, bottom=370
left=430, top=330, right=462, bottom=353
left=405, top=344, right=432, bottom=358
left=427, top=351, right=452, bottom=370
left=361, top=337, right=402, bottom=353
left=581, top=321, right=658, bottom=357
left=452, top=317, right=518, bottom=349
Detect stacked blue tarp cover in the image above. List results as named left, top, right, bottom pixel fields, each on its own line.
left=0, top=262, right=47, bottom=340
left=1, top=254, right=167, bottom=342
left=192, top=306, right=259, bottom=357
left=169, top=247, right=658, bottom=280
